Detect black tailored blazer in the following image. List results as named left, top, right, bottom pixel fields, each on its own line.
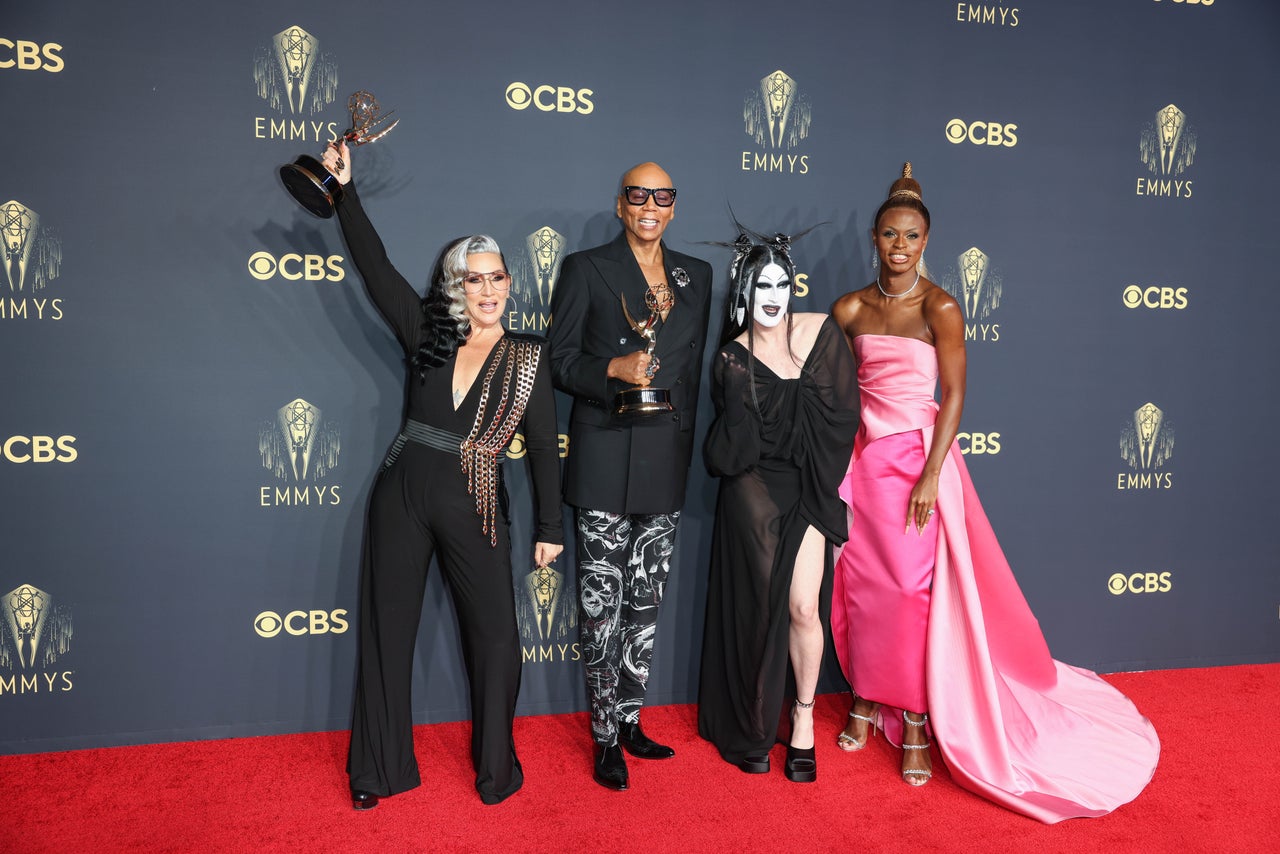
left=549, top=232, right=713, bottom=515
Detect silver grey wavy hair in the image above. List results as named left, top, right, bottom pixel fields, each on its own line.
left=438, top=234, right=504, bottom=336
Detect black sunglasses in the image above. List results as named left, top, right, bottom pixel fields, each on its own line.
left=622, top=186, right=677, bottom=207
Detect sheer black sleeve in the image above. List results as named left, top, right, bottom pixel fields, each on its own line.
left=798, top=317, right=860, bottom=544
left=703, top=344, right=764, bottom=478
left=333, top=181, right=423, bottom=355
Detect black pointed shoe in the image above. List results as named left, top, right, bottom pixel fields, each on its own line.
left=593, top=743, right=629, bottom=790
left=617, top=721, right=675, bottom=759
left=351, top=790, right=380, bottom=810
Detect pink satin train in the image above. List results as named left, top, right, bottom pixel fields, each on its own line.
left=832, top=335, right=1159, bottom=822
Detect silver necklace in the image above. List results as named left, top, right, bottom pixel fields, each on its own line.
left=876, top=270, right=920, bottom=299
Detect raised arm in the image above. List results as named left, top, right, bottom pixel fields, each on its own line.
left=324, top=141, right=423, bottom=354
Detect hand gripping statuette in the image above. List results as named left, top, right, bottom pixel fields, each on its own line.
left=279, top=90, right=399, bottom=218
left=614, top=285, right=674, bottom=417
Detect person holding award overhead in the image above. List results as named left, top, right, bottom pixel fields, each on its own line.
left=547, top=162, right=713, bottom=791
left=830, top=163, right=1158, bottom=821
left=316, top=141, right=563, bottom=809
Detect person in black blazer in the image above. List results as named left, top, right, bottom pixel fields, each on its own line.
left=548, top=162, right=713, bottom=791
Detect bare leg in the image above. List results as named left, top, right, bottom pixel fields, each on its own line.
left=788, top=525, right=826, bottom=749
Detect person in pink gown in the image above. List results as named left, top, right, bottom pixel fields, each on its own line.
left=829, top=163, right=1159, bottom=822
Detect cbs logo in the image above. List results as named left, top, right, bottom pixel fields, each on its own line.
left=505, top=82, right=595, bottom=115
left=254, top=609, right=349, bottom=638
left=0, top=39, right=64, bottom=72
left=1122, top=286, right=1188, bottom=310
left=1107, top=572, right=1172, bottom=596
left=945, top=119, right=1018, bottom=148
left=248, top=252, right=346, bottom=282
left=3, top=435, right=77, bottom=463
left=506, top=432, right=570, bottom=460
left=957, top=432, right=1001, bottom=455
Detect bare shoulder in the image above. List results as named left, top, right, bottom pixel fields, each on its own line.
left=791, top=312, right=830, bottom=359
left=792, top=311, right=828, bottom=335
left=921, top=282, right=964, bottom=335
left=922, top=282, right=960, bottom=314
left=831, top=284, right=875, bottom=322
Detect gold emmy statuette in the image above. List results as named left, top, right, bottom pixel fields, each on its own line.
left=279, top=90, right=399, bottom=218
left=613, top=286, right=674, bottom=417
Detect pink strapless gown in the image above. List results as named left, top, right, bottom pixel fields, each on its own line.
left=831, top=335, right=1159, bottom=823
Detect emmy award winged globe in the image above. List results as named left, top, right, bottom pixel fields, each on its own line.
left=613, top=285, right=675, bottom=416
left=279, top=90, right=399, bottom=218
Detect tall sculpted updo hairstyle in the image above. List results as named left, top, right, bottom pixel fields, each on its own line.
left=874, top=162, right=931, bottom=231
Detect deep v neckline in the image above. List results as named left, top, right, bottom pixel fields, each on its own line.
left=451, top=336, right=505, bottom=412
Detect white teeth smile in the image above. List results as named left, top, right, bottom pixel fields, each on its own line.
left=640, top=219, right=657, bottom=226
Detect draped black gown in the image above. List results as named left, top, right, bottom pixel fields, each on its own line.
left=697, top=316, right=859, bottom=766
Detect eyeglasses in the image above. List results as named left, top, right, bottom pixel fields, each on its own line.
left=622, top=186, right=677, bottom=207
left=462, top=270, right=511, bottom=292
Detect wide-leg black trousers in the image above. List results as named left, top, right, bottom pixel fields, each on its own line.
left=347, top=442, right=522, bottom=804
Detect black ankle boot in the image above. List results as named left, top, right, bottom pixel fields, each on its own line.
left=593, top=742, right=629, bottom=790
left=618, top=721, right=675, bottom=759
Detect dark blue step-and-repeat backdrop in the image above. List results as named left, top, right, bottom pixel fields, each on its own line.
left=4, top=0, right=1278, bottom=753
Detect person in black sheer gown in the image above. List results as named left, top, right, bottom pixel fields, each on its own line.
left=697, top=230, right=859, bottom=782
left=319, top=141, right=563, bottom=809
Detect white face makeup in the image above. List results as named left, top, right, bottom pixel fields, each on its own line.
left=752, top=262, right=791, bottom=328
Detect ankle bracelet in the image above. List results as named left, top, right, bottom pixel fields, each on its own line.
left=795, top=697, right=815, bottom=709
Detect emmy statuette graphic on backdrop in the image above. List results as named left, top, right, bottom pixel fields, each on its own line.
left=279, top=91, right=399, bottom=218
left=614, top=284, right=674, bottom=416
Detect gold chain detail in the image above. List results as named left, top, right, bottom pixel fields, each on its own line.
left=459, top=339, right=543, bottom=546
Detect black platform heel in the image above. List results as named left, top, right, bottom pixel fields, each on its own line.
left=784, top=697, right=817, bottom=783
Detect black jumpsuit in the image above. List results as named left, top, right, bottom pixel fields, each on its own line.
left=335, top=183, right=562, bottom=805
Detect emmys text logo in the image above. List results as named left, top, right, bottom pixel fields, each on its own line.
left=1123, top=285, right=1188, bottom=311
left=1107, top=572, right=1173, bottom=595
left=248, top=251, right=346, bottom=282
left=940, top=246, right=1003, bottom=342
left=2, top=200, right=64, bottom=321
left=741, top=70, right=812, bottom=175
left=258, top=398, right=342, bottom=506
left=3, top=435, right=77, bottom=463
left=0, top=38, right=64, bottom=72
left=958, top=432, right=1001, bottom=455
left=254, top=608, right=349, bottom=638
left=1117, top=402, right=1174, bottom=490
left=955, top=4, right=1021, bottom=26
left=504, top=82, right=595, bottom=115
left=945, top=118, right=1019, bottom=148
left=1, top=583, right=74, bottom=697
left=515, top=564, right=580, bottom=664
left=251, top=25, right=341, bottom=143
left=1135, top=104, right=1197, bottom=198
left=506, top=226, right=565, bottom=332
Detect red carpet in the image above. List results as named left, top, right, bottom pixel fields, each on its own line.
left=4, top=665, right=1276, bottom=853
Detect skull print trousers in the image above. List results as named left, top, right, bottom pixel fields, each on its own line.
left=574, top=508, right=681, bottom=746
